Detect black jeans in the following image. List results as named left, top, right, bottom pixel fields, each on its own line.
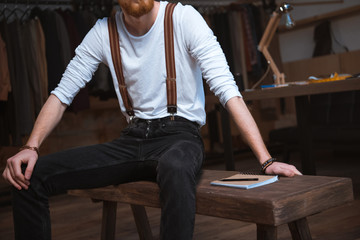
left=12, top=117, right=204, bottom=240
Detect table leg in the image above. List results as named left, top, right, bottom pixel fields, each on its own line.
left=257, top=224, right=277, bottom=240
left=131, top=204, right=154, bottom=240
left=288, top=217, right=313, bottom=240
left=101, top=201, right=117, bottom=240
left=295, top=96, right=316, bottom=175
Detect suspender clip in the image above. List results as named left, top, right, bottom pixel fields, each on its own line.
left=129, top=116, right=135, bottom=124
left=167, top=106, right=177, bottom=121
left=127, top=110, right=135, bottom=116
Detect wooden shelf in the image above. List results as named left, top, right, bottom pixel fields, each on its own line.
left=242, top=77, right=360, bottom=101
left=278, top=4, right=360, bottom=32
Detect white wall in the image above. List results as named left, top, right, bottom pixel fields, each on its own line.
left=276, top=0, right=360, bottom=63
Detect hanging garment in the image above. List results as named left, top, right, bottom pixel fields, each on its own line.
left=22, top=20, right=45, bottom=116
left=313, top=20, right=332, bottom=57
left=32, top=9, right=64, bottom=94
left=0, top=21, right=20, bottom=145
left=54, top=10, right=72, bottom=70
left=0, top=34, right=11, bottom=101
left=8, top=19, right=35, bottom=135
left=33, top=18, right=48, bottom=104
left=0, top=33, right=12, bottom=145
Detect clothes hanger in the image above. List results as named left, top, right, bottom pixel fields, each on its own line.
left=20, top=0, right=32, bottom=22
left=6, top=0, right=26, bottom=22
left=0, top=3, right=12, bottom=21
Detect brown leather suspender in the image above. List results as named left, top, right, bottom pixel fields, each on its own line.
left=108, top=3, right=177, bottom=117
left=164, top=3, right=177, bottom=115
left=108, top=16, right=134, bottom=116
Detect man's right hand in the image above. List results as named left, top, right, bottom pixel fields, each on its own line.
left=2, top=149, right=38, bottom=190
left=2, top=95, right=67, bottom=190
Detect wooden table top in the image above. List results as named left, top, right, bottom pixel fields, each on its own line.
left=197, top=170, right=353, bottom=225
left=69, top=170, right=354, bottom=226
left=241, top=77, right=360, bottom=101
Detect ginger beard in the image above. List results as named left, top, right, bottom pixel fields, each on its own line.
left=118, top=0, right=154, bottom=18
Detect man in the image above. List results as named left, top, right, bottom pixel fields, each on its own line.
left=3, top=0, right=301, bottom=239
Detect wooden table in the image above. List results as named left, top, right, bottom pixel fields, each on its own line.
left=241, top=77, right=360, bottom=175
left=69, top=169, right=354, bottom=240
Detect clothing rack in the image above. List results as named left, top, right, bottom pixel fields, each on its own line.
left=173, top=0, right=240, bottom=7
left=0, top=0, right=72, bottom=5
left=0, top=0, right=114, bottom=16
left=0, top=0, right=261, bottom=7
left=169, top=0, right=260, bottom=7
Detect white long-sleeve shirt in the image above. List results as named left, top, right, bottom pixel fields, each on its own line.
left=52, top=1, right=241, bottom=126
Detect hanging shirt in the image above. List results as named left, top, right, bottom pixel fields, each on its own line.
left=52, top=1, right=241, bottom=126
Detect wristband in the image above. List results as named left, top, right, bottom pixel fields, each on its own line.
left=19, top=145, right=40, bottom=156
left=261, top=158, right=276, bottom=173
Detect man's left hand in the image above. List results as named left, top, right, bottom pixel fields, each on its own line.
left=265, top=162, right=302, bottom=177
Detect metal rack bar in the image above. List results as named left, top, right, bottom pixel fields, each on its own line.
left=169, top=0, right=260, bottom=7
left=0, top=0, right=72, bottom=5
left=0, top=0, right=261, bottom=7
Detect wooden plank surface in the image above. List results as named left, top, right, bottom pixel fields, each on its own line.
left=241, top=78, right=360, bottom=101
left=69, top=170, right=353, bottom=226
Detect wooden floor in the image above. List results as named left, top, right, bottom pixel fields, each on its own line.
left=1, top=150, right=360, bottom=240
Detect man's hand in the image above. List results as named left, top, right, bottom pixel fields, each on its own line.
left=2, top=150, right=38, bottom=190
left=265, top=162, right=302, bottom=177
left=2, top=95, right=66, bottom=190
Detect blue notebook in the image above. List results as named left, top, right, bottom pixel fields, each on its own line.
left=211, top=174, right=278, bottom=189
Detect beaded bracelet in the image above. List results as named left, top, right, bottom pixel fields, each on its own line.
left=261, top=158, right=276, bottom=173
left=19, top=145, right=40, bottom=156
